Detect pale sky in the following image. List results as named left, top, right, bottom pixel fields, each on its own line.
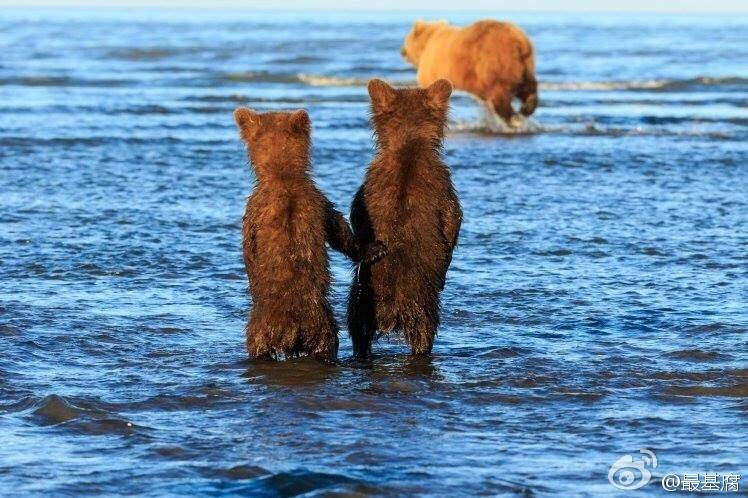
left=1, top=0, right=747, bottom=12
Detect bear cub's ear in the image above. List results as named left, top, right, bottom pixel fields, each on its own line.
left=427, top=79, right=452, bottom=107
left=368, top=79, right=396, bottom=111
left=234, top=107, right=258, bottom=130
left=288, top=109, right=310, bottom=133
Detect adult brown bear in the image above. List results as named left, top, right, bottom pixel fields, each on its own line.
left=401, top=19, right=538, bottom=125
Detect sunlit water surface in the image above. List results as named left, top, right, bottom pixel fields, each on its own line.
left=0, top=9, right=746, bottom=497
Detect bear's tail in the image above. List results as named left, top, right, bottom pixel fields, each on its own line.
left=517, top=49, right=538, bottom=117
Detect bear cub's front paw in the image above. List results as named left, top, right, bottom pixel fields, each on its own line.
left=362, top=241, right=387, bottom=264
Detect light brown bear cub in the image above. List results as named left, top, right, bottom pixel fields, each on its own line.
left=347, top=79, right=462, bottom=358
left=234, top=108, right=384, bottom=362
left=401, top=19, right=538, bottom=124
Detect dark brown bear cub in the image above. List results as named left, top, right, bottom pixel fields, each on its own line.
left=235, top=108, right=382, bottom=362
left=348, top=79, right=462, bottom=358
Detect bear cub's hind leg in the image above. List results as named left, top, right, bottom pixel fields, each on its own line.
left=305, top=306, right=339, bottom=363
left=347, top=278, right=377, bottom=359
left=403, top=310, right=437, bottom=356
left=246, top=316, right=275, bottom=361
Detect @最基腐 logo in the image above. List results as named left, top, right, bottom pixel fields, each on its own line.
left=608, top=449, right=658, bottom=490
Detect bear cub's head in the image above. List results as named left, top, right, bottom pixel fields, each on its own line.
left=234, top=108, right=311, bottom=176
left=367, top=78, right=452, bottom=149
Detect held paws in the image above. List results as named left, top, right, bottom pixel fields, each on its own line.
left=362, top=240, right=387, bottom=264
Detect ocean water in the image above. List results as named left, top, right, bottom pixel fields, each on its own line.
left=0, top=8, right=746, bottom=497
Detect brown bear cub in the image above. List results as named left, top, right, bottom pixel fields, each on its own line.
left=234, top=108, right=385, bottom=362
left=347, top=79, right=462, bottom=358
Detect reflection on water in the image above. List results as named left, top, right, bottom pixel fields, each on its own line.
left=0, top=8, right=746, bottom=497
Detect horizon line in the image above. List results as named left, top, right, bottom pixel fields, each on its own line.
left=2, top=5, right=747, bottom=14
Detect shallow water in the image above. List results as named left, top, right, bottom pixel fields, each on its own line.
left=0, top=8, right=747, bottom=497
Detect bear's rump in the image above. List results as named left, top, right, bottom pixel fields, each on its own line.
left=369, top=249, right=444, bottom=328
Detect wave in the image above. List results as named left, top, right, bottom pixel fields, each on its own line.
left=3, top=72, right=744, bottom=93
left=297, top=74, right=747, bottom=93
left=297, top=73, right=414, bottom=87
left=540, top=97, right=748, bottom=108
left=0, top=136, right=228, bottom=147
left=0, top=76, right=132, bottom=87
left=216, top=71, right=412, bottom=88
left=542, top=80, right=667, bottom=91
left=258, top=73, right=747, bottom=92
left=448, top=119, right=742, bottom=139
left=186, top=93, right=366, bottom=104
left=664, top=384, right=748, bottom=398
left=450, top=114, right=541, bottom=135
left=295, top=74, right=746, bottom=92
left=107, top=47, right=182, bottom=60
left=268, top=55, right=327, bottom=65
left=7, top=394, right=148, bottom=436
left=220, top=71, right=303, bottom=84
left=541, top=76, right=748, bottom=92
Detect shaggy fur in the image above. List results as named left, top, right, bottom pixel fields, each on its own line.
left=347, top=79, right=462, bottom=358
left=401, top=19, right=538, bottom=123
left=235, top=108, right=383, bottom=362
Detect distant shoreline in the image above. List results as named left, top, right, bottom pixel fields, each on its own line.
left=1, top=5, right=747, bottom=16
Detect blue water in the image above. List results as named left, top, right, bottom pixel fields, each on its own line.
left=0, top=8, right=746, bottom=497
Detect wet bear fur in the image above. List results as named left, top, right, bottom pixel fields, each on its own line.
left=347, top=79, right=462, bottom=358
left=235, top=108, right=383, bottom=362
